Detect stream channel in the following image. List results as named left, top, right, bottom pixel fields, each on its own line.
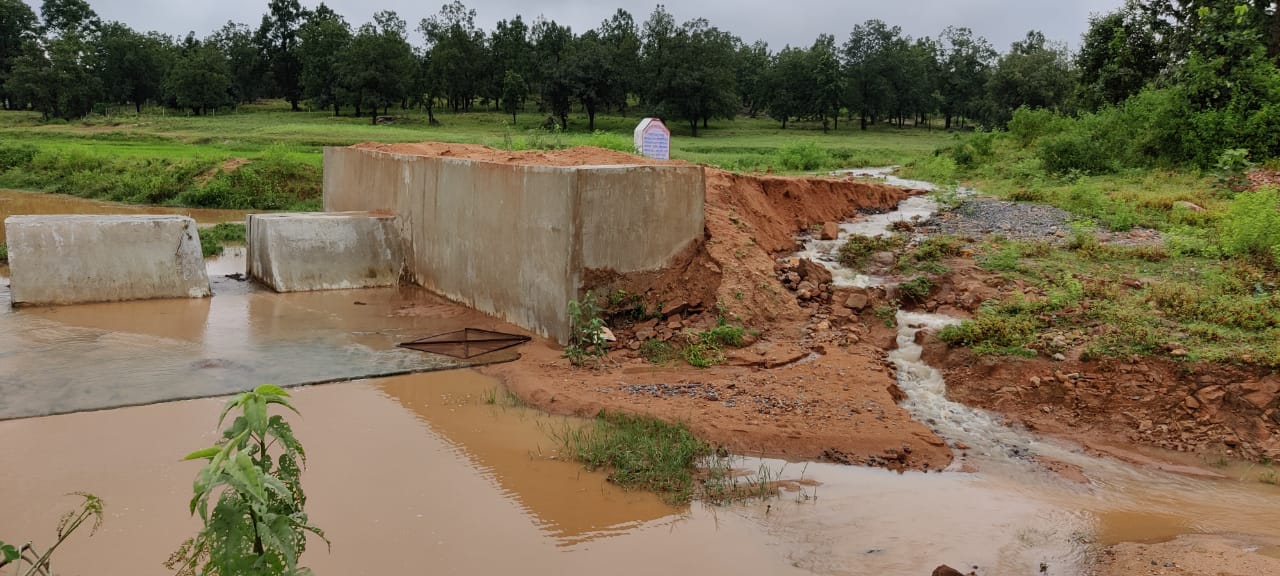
left=2, top=186, right=1280, bottom=575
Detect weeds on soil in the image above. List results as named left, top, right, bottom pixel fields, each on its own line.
left=564, top=291, right=608, bottom=367
left=838, top=234, right=903, bottom=269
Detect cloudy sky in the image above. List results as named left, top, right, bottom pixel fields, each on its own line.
left=27, top=0, right=1124, bottom=51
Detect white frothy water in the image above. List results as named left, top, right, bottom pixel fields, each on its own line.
left=795, top=167, right=972, bottom=288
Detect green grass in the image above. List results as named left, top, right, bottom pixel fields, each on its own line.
left=197, top=222, right=246, bottom=258
left=554, top=412, right=715, bottom=504
left=838, top=234, right=903, bottom=268
left=0, top=104, right=951, bottom=212
left=0, top=243, right=7, bottom=263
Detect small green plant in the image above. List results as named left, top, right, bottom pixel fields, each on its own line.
left=681, top=339, right=725, bottom=368
left=564, top=291, right=608, bottom=366
left=874, top=303, right=899, bottom=327
left=640, top=339, right=678, bottom=364
left=1215, top=148, right=1254, bottom=191
left=167, top=385, right=325, bottom=576
left=1220, top=187, right=1280, bottom=264
left=553, top=412, right=714, bottom=504
left=0, top=243, right=7, bottom=264
left=897, top=276, right=934, bottom=304
left=775, top=141, right=834, bottom=171
left=838, top=234, right=902, bottom=268
left=0, top=493, right=103, bottom=576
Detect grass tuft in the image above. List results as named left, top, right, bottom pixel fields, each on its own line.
left=554, top=412, right=714, bottom=504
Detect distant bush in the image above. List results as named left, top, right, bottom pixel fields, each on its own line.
left=0, top=143, right=38, bottom=172
left=584, top=130, right=636, bottom=153
left=1007, top=107, right=1071, bottom=147
left=775, top=141, right=834, bottom=171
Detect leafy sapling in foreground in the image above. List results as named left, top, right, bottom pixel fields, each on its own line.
left=167, top=385, right=325, bottom=576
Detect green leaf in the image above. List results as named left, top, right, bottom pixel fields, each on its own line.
left=182, top=447, right=220, bottom=461
left=267, top=415, right=306, bottom=466
left=218, top=391, right=250, bottom=428
left=1, top=542, right=19, bottom=563
left=226, top=453, right=268, bottom=504
left=253, top=384, right=289, bottom=397
left=245, top=396, right=268, bottom=436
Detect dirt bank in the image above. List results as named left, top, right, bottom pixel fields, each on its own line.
left=352, top=143, right=950, bottom=469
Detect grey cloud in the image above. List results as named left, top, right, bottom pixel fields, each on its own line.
left=30, top=0, right=1123, bottom=51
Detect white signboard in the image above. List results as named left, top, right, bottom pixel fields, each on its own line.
left=633, top=118, right=670, bottom=161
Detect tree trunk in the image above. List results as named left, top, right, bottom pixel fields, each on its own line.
left=334, top=102, right=340, bottom=116
left=945, top=113, right=952, bottom=130
left=859, top=113, right=867, bottom=131
left=512, top=111, right=517, bottom=125
left=690, top=118, right=699, bottom=137
left=781, top=117, right=787, bottom=129
left=135, top=102, right=142, bottom=114
left=702, top=117, right=708, bottom=129
left=588, top=109, right=595, bottom=132
left=371, top=107, right=377, bottom=125
left=290, top=98, right=300, bottom=112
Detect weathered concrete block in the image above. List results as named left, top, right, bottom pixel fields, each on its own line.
left=5, top=214, right=211, bottom=306
left=246, top=212, right=404, bottom=292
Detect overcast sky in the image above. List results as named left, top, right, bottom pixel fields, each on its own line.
left=27, top=0, right=1124, bottom=51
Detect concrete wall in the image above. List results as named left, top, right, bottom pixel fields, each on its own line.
left=246, top=212, right=403, bottom=292
left=5, top=215, right=210, bottom=306
left=322, top=147, right=705, bottom=343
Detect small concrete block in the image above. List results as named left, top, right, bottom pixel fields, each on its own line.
left=5, top=214, right=211, bottom=306
left=247, top=212, right=403, bottom=292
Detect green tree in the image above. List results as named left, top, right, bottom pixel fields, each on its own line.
left=0, top=0, right=40, bottom=109
left=811, top=34, right=844, bottom=131
left=256, top=0, right=307, bottom=110
left=210, top=22, right=266, bottom=105
left=298, top=4, right=350, bottom=116
left=644, top=15, right=739, bottom=136
left=735, top=40, right=771, bottom=118
left=500, top=69, right=525, bottom=124
left=39, top=0, right=96, bottom=37
left=338, top=11, right=416, bottom=124
left=567, top=32, right=625, bottom=131
left=8, top=32, right=100, bottom=119
left=984, top=31, right=1076, bottom=126
left=598, top=9, right=641, bottom=111
left=767, top=45, right=810, bottom=128
left=489, top=15, right=532, bottom=110
left=166, top=34, right=231, bottom=115
left=1077, top=1, right=1167, bottom=108
left=937, top=26, right=996, bottom=129
left=419, top=1, right=487, bottom=112
left=841, top=19, right=901, bottom=129
left=93, top=22, right=171, bottom=113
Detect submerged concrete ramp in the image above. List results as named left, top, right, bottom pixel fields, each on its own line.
left=323, top=147, right=705, bottom=343
left=246, top=212, right=403, bottom=292
left=5, top=214, right=210, bottom=306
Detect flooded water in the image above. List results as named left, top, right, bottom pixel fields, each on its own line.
left=0, top=248, right=496, bottom=418
left=0, top=189, right=249, bottom=243
left=4, top=178, right=1280, bottom=575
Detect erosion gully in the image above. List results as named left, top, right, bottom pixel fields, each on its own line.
left=1, top=187, right=1279, bottom=575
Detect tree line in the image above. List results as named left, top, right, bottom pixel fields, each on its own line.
left=1, top=0, right=1279, bottom=141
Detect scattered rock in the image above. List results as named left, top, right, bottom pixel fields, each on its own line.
left=931, top=565, right=968, bottom=576
left=844, top=289, right=870, bottom=311
left=796, top=258, right=834, bottom=285
left=819, top=221, right=840, bottom=240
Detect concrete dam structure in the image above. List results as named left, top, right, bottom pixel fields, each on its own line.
left=5, top=214, right=211, bottom=306
left=316, top=145, right=706, bottom=343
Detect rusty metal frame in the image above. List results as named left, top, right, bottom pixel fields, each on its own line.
left=398, top=328, right=531, bottom=359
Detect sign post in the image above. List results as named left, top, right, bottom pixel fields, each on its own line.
left=633, top=118, right=671, bottom=161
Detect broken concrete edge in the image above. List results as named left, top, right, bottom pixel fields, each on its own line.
left=246, top=212, right=405, bottom=293
left=322, top=146, right=706, bottom=344
left=5, top=214, right=211, bottom=307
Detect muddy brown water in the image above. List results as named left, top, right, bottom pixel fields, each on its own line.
left=5, top=188, right=1280, bottom=574
left=0, top=189, right=250, bottom=243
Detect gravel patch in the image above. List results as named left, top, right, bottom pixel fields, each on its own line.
left=916, top=198, right=1074, bottom=241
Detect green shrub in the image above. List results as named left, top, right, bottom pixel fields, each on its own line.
left=938, top=312, right=1040, bottom=354
left=0, top=243, right=7, bottom=264
left=1039, top=127, right=1114, bottom=175
left=775, top=141, right=834, bottom=171
left=197, top=223, right=247, bottom=258
left=1220, top=187, right=1280, bottom=262
left=898, top=276, right=934, bottom=304
left=1007, top=107, right=1071, bottom=147
left=0, top=143, right=38, bottom=171
left=565, top=291, right=609, bottom=366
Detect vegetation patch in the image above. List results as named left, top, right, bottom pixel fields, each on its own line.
left=197, top=222, right=246, bottom=258
left=554, top=412, right=714, bottom=504
left=837, top=234, right=903, bottom=268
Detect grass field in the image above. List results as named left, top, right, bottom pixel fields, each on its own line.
left=0, top=101, right=953, bottom=210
